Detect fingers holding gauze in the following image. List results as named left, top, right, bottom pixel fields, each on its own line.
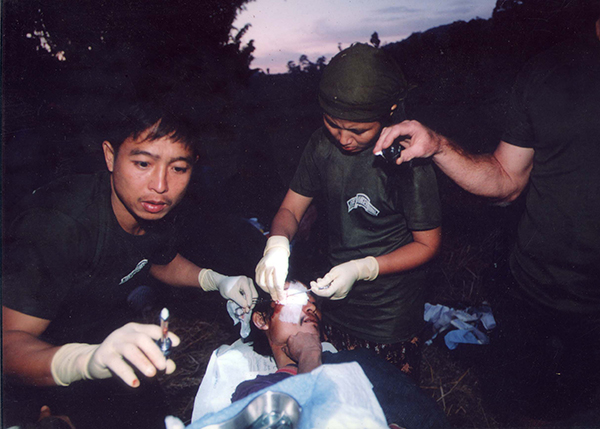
left=218, top=275, right=257, bottom=310
left=88, top=323, right=180, bottom=387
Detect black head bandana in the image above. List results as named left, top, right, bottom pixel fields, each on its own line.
left=318, top=43, right=408, bottom=123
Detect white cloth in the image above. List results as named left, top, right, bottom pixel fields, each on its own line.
left=424, top=302, right=496, bottom=349
left=190, top=362, right=387, bottom=429
left=191, top=339, right=336, bottom=422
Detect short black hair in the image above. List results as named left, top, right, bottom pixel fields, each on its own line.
left=102, top=90, right=201, bottom=157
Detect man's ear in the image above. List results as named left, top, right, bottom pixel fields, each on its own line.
left=102, top=141, right=115, bottom=172
left=252, top=312, right=270, bottom=331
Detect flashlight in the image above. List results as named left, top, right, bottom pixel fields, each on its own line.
left=375, top=139, right=404, bottom=163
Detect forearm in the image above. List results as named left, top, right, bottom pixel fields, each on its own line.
left=297, top=349, right=322, bottom=374
left=3, top=331, right=60, bottom=386
left=150, top=253, right=202, bottom=288
left=377, top=121, right=532, bottom=202
left=269, top=208, right=300, bottom=241
left=376, top=227, right=442, bottom=276
left=435, top=138, right=523, bottom=201
left=269, top=189, right=313, bottom=240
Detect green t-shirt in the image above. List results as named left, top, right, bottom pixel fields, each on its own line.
left=290, top=128, right=441, bottom=342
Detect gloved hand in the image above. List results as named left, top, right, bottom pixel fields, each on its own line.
left=199, top=269, right=258, bottom=312
left=51, top=322, right=180, bottom=388
left=255, top=236, right=290, bottom=302
left=310, top=256, right=379, bottom=300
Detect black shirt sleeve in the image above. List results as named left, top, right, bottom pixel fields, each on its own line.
left=398, top=162, right=442, bottom=231
left=289, top=131, right=326, bottom=198
left=502, top=55, right=552, bottom=149
left=3, top=208, right=93, bottom=320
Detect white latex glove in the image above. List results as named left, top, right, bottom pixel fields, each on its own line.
left=51, top=322, right=180, bottom=388
left=255, top=236, right=290, bottom=302
left=199, top=269, right=258, bottom=312
left=310, top=256, right=379, bottom=300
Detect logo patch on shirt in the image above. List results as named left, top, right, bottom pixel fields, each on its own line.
left=347, top=193, right=380, bottom=216
left=120, top=259, right=149, bottom=285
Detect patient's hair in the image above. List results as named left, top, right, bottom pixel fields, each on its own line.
left=244, top=288, right=276, bottom=357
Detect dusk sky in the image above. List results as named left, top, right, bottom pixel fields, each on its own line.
left=233, top=0, right=497, bottom=74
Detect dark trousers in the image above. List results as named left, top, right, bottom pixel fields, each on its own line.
left=479, top=276, right=600, bottom=423
left=4, top=377, right=169, bottom=429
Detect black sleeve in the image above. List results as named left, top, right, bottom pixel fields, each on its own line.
left=501, top=55, right=552, bottom=149
left=289, top=132, right=324, bottom=198
left=3, top=208, right=93, bottom=320
left=399, top=162, right=442, bottom=231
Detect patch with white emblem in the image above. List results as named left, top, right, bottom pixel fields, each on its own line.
left=347, top=193, right=380, bottom=216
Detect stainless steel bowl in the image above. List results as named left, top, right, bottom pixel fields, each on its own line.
left=200, top=391, right=302, bottom=429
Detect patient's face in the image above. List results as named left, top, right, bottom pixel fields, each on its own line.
left=266, top=283, right=321, bottom=347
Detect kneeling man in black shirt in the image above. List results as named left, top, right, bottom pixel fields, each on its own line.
left=3, top=95, right=258, bottom=428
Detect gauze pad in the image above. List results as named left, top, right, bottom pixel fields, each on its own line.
left=277, top=281, right=309, bottom=324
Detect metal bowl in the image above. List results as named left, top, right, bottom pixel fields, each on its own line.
left=200, top=391, right=302, bottom=429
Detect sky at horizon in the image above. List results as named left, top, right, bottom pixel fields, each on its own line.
left=233, top=0, right=497, bottom=74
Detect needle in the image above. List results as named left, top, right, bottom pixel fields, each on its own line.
left=281, top=282, right=331, bottom=300
left=285, top=289, right=309, bottom=298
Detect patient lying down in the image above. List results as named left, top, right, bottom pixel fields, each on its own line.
left=231, top=281, right=449, bottom=429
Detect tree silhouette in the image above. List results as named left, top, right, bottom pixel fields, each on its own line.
left=1, top=0, right=258, bottom=213
left=287, top=55, right=327, bottom=74
left=370, top=32, right=381, bottom=48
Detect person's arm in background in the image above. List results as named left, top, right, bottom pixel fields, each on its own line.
left=3, top=307, right=179, bottom=388
left=255, top=190, right=313, bottom=301
left=373, top=121, right=534, bottom=204
left=150, top=253, right=257, bottom=312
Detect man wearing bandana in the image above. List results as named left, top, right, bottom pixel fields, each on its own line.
left=256, top=44, right=442, bottom=380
